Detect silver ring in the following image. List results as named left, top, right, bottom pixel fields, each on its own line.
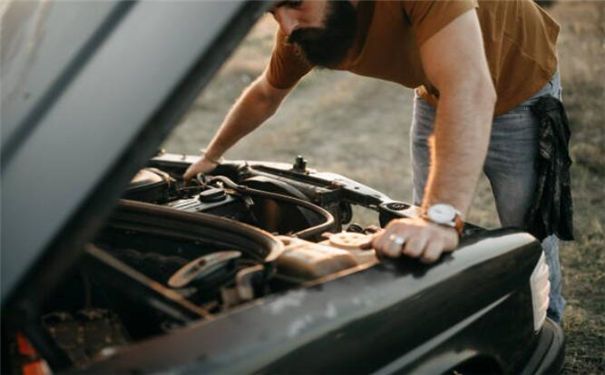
left=388, top=234, right=406, bottom=246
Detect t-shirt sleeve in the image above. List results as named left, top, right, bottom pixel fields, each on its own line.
left=401, top=0, right=479, bottom=47
left=266, top=29, right=313, bottom=89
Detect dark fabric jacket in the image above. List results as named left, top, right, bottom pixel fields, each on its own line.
left=526, top=96, right=575, bottom=241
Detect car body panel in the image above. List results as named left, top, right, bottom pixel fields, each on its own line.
left=81, top=229, right=540, bottom=374
left=1, top=0, right=120, bottom=144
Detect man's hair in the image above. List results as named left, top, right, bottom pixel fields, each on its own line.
left=287, top=1, right=357, bottom=68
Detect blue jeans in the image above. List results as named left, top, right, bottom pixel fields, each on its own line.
left=410, top=72, right=565, bottom=322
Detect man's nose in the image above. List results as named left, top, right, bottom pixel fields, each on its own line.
left=274, top=8, right=298, bottom=36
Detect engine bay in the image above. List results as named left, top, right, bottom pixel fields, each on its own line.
left=8, top=154, right=424, bottom=371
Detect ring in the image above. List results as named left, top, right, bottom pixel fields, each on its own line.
left=388, top=234, right=406, bottom=246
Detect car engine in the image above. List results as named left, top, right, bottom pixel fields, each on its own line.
left=14, top=154, right=421, bottom=370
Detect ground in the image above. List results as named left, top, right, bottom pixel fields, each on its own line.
left=163, top=2, right=605, bottom=373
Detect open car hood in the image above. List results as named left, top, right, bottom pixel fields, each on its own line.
left=1, top=0, right=268, bottom=308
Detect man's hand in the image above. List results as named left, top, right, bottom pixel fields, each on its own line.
left=183, top=156, right=219, bottom=183
left=365, top=217, right=459, bottom=263
left=186, top=72, right=293, bottom=183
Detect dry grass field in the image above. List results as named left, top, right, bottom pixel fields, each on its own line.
left=164, top=2, right=604, bottom=372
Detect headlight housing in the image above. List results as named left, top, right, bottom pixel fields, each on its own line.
left=530, top=251, right=551, bottom=331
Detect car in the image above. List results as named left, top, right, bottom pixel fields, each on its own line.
left=1, top=1, right=564, bottom=374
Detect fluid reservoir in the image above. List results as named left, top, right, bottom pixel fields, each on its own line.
left=275, top=237, right=358, bottom=281
left=321, top=232, right=378, bottom=265
left=275, top=233, right=378, bottom=281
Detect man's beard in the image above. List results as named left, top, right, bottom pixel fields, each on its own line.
left=287, top=1, right=357, bottom=68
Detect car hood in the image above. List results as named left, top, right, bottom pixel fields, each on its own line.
left=1, top=0, right=268, bottom=308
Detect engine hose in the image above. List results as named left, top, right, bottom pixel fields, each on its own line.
left=206, top=175, right=336, bottom=240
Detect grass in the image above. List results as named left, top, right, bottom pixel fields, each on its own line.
left=557, top=80, right=605, bottom=374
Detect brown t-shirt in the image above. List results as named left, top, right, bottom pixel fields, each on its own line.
left=266, top=0, right=560, bottom=115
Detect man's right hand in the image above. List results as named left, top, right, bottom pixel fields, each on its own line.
left=182, top=72, right=292, bottom=184
left=183, top=156, right=220, bottom=183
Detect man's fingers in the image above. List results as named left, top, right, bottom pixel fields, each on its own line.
left=344, top=218, right=459, bottom=262
left=183, top=169, right=193, bottom=181
left=183, top=165, right=201, bottom=183
left=402, top=235, right=427, bottom=258
left=383, top=238, right=403, bottom=258
left=183, top=158, right=217, bottom=183
left=359, top=232, right=380, bottom=250
left=442, top=232, right=459, bottom=252
left=373, top=231, right=401, bottom=258
left=183, top=168, right=194, bottom=183
left=420, top=240, right=444, bottom=264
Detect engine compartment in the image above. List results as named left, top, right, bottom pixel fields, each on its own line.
left=8, top=155, right=425, bottom=371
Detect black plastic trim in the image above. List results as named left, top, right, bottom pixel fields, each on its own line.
left=521, top=318, right=565, bottom=375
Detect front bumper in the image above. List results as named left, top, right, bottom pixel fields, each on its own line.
left=522, top=318, right=565, bottom=374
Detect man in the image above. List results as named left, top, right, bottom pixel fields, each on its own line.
left=183, top=0, right=564, bottom=321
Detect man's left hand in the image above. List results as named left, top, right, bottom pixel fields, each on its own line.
left=364, top=217, right=459, bottom=263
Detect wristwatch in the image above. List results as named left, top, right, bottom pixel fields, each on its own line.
left=423, top=203, right=464, bottom=236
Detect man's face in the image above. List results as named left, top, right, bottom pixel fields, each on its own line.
left=271, top=0, right=357, bottom=68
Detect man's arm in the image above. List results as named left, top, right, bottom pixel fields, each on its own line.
left=370, top=9, right=496, bottom=262
left=419, top=9, right=496, bottom=214
left=183, top=69, right=293, bottom=181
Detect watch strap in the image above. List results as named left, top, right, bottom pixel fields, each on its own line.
left=453, top=214, right=464, bottom=236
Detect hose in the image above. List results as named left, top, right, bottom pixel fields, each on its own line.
left=205, top=175, right=336, bottom=240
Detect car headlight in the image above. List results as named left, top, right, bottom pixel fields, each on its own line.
left=530, top=251, right=551, bottom=331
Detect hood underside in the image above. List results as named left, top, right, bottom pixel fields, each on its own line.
left=1, top=0, right=268, bottom=307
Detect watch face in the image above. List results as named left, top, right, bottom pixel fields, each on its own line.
left=427, top=204, right=456, bottom=224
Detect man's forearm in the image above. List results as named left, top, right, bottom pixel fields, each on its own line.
left=205, top=75, right=290, bottom=160
left=422, top=82, right=496, bottom=216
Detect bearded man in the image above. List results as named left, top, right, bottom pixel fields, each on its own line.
left=184, top=0, right=565, bottom=322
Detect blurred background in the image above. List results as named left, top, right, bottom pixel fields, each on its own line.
left=164, top=2, right=604, bottom=373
